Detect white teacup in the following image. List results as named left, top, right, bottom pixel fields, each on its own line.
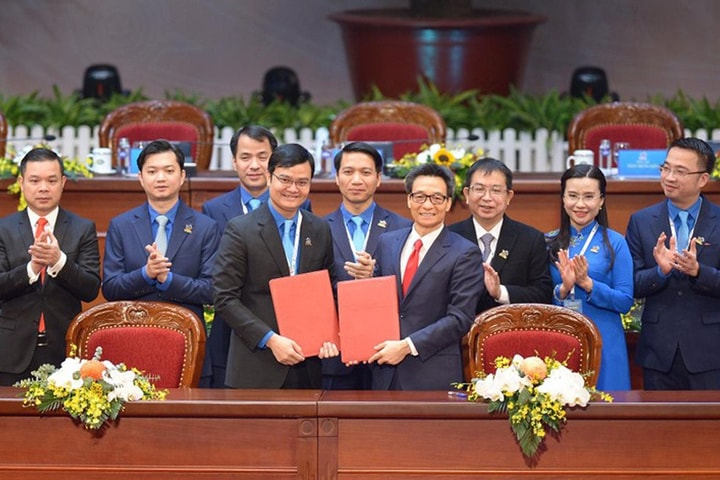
left=89, top=147, right=114, bottom=174
left=566, top=149, right=594, bottom=169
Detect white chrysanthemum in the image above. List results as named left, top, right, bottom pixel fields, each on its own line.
left=450, top=148, right=466, bottom=160
left=511, top=354, right=525, bottom=370
left=536, top=365, right=590, bottom=407
left=47, top=357, right=83, bottom=390
left=473, top=374, right=505, bottom=401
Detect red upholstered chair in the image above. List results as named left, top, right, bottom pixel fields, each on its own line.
left=0, top=110, right=7, bottom=158
left=567, top=102, right=683, bottom=167
left=464, top=303, right=602, bottom=387
left=66, top=301, right=206, bottom=388
left=98, top=100, right=214, bottom=170
left=329, top=101, right=447, bottom=159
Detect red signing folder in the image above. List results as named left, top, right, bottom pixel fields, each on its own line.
left=269, top=270, right=339, bottom=357
left=337, top=275, right=400, bottom=363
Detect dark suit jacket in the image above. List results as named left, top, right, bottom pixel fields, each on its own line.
left=213, top=204, right=336, bottom=388
left=372, top=226, right=484, bottom=390
left=449, top=215, right=552, bottom=313
left=323, top=204, right=412, bottom=379
left=626, top=197, right=720, bottom=372
left=202, top=185, right=310, bottom=386
left=102, top=200, right=219, bottom=320
left=0, top=208, right=100, bottom=373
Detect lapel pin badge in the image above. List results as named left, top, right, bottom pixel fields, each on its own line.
left=590, top=245, right=600, bottom=253
left=377, top=220, right=387, bottom=229
left=498, top=250, right=509, bottom=259
left=695, top=237, right=709, bottom=246
left=184, top=224, right=193, bottom=234
left=305, top=237, right=312, bottom=246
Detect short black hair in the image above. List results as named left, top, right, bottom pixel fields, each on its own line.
left=404, top=163, right=454, bottom=197
left=268, top=143, right=315, bottom=177
left=230, top=125, right=278, bottom=156
left=19, top=148, right=64, bottom=176
left=463, top=157, right=513, bottom=190
left=669, top=137, right=716, bottom=174
left=137, top=139, right=185, bottom=171
left=333, top=142, right=383, bottom=173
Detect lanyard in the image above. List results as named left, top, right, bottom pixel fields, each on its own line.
left=287, top=212, right=303, bottom=276
left=569, top=223, right=598, bottom=298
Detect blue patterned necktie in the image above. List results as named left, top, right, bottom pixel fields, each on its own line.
left=155, top=215, right=169, bottom=256
left=350, top=216, right=365, bottom=252
left=282, top=219, right=295, bottom=267
left=677, top=211, right=689, bottom=251
left=248, top=198, right=261, bottom=211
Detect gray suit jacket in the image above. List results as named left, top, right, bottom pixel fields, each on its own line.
left=0, top=208, right=100, bottom=373
left=213, top=203, right=336, bottom=388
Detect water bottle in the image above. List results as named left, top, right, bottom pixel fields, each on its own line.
left=117, top=137, right=130, bottom=174
left=598, top=139, right=612, bottom=170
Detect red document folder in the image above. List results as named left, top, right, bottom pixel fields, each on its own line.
left=337, top=275, right=400, bottom=363
left=269, top=269, right=339, bottom=357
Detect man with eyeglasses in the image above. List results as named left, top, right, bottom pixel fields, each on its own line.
left=213, top=144, right=359, bottom=389
left=449, top=158, right=552, bottom=314
left=202, top=125, right=310, bottom=387
left=626, top=137, right=720, bottom=390
left=323, top=142, right=411, bottom=390
left=368, top=163, right=484, bottom=390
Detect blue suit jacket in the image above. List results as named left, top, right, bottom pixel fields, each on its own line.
left=626, top=197, right=720, bottom=372
left=323, top=204, right=412, bottom=380
left=102, top=200, right=220, bottom=321
left=201, top=185, right=310, bottom=386
left=372, top=226, right=484, bottom=390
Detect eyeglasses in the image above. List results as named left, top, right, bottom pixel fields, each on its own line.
left=466, top=185, right=508, bottom=198
left=409, top=192, right=449, bottom=205
left=659, top=164, right=706, bottom=178
left=563, top=193, right=602, bottom=204
left=272, top=173, right=311, bottom=188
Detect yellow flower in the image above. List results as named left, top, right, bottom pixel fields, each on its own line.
left=433, top=147, right=455, bottom=166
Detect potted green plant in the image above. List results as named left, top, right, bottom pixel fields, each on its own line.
left=328, top=0, right=546, bottom=100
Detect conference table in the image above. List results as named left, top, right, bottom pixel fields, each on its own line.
left=1, top=387, right=720, bottom=478
left=4, top=172, right=720, bottom=237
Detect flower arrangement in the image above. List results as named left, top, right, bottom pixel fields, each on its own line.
left=713, top=148, right=720, bottom=180
left=387, top=143, right=483, bottom=198
left=0, top=143, right=93, bottom=210
left=14, top=346, right=167, bottom=431
left=454, top=354, right=612, bottom=460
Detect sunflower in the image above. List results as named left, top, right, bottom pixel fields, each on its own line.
left=433, top=147, right=456, bottom=167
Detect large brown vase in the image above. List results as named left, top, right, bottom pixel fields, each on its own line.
left=329, top=8, right=546, bottom=100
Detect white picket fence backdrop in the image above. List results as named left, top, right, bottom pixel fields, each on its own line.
left=6, top=124, right=720, bottom=173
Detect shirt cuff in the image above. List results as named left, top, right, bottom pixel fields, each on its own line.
left=656, top=265, right=671, bottom=279
left=27, top=262, right=40, bottom=284
left=405, top=337, right=419, bottom=357
left=141, top=267, right=157, bottom=286
left=46, top=251, right=67, bottom=277
left=258, top=331, right=275, bottom=349
left=156, top=272, right=173, bottom=291
left=496, top=285, right=510, bottom=304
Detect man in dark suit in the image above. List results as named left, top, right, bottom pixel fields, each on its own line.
left=213, top=144, right=358, bottom=389
left=626, top=137, right=720, bottom=390
left=102, top=140, right=220, bottom=385
left=323, top=142, right=412, bottom=390
left=202, top=125, right=311, bottom=387
left=0, top=148, right=100, bottom=385
left=449, top=158, right=552, bottom=314
left=370, top=163, right=484, bottom=390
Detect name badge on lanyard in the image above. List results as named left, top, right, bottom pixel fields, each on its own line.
left=562, top=224, right=598, bottom=314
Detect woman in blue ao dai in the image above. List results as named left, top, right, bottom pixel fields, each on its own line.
left=546, top=165, right=634, bottom=390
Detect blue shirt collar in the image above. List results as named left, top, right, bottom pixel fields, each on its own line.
left=667, top=196, right=702, bottom=221
left=148, top=201, right=180, bottom=226
left=340, top=202, right=376, bottom=226
left=268, top=201, right=299, bottom=229
left=570, top=219, right=598, bottom=236
left=238, top=186, right=269, bottom=207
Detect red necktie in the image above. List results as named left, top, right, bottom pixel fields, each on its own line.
left=35, top=217, right=48, bottom=333
left=402, top=239, right=423, bottom=295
